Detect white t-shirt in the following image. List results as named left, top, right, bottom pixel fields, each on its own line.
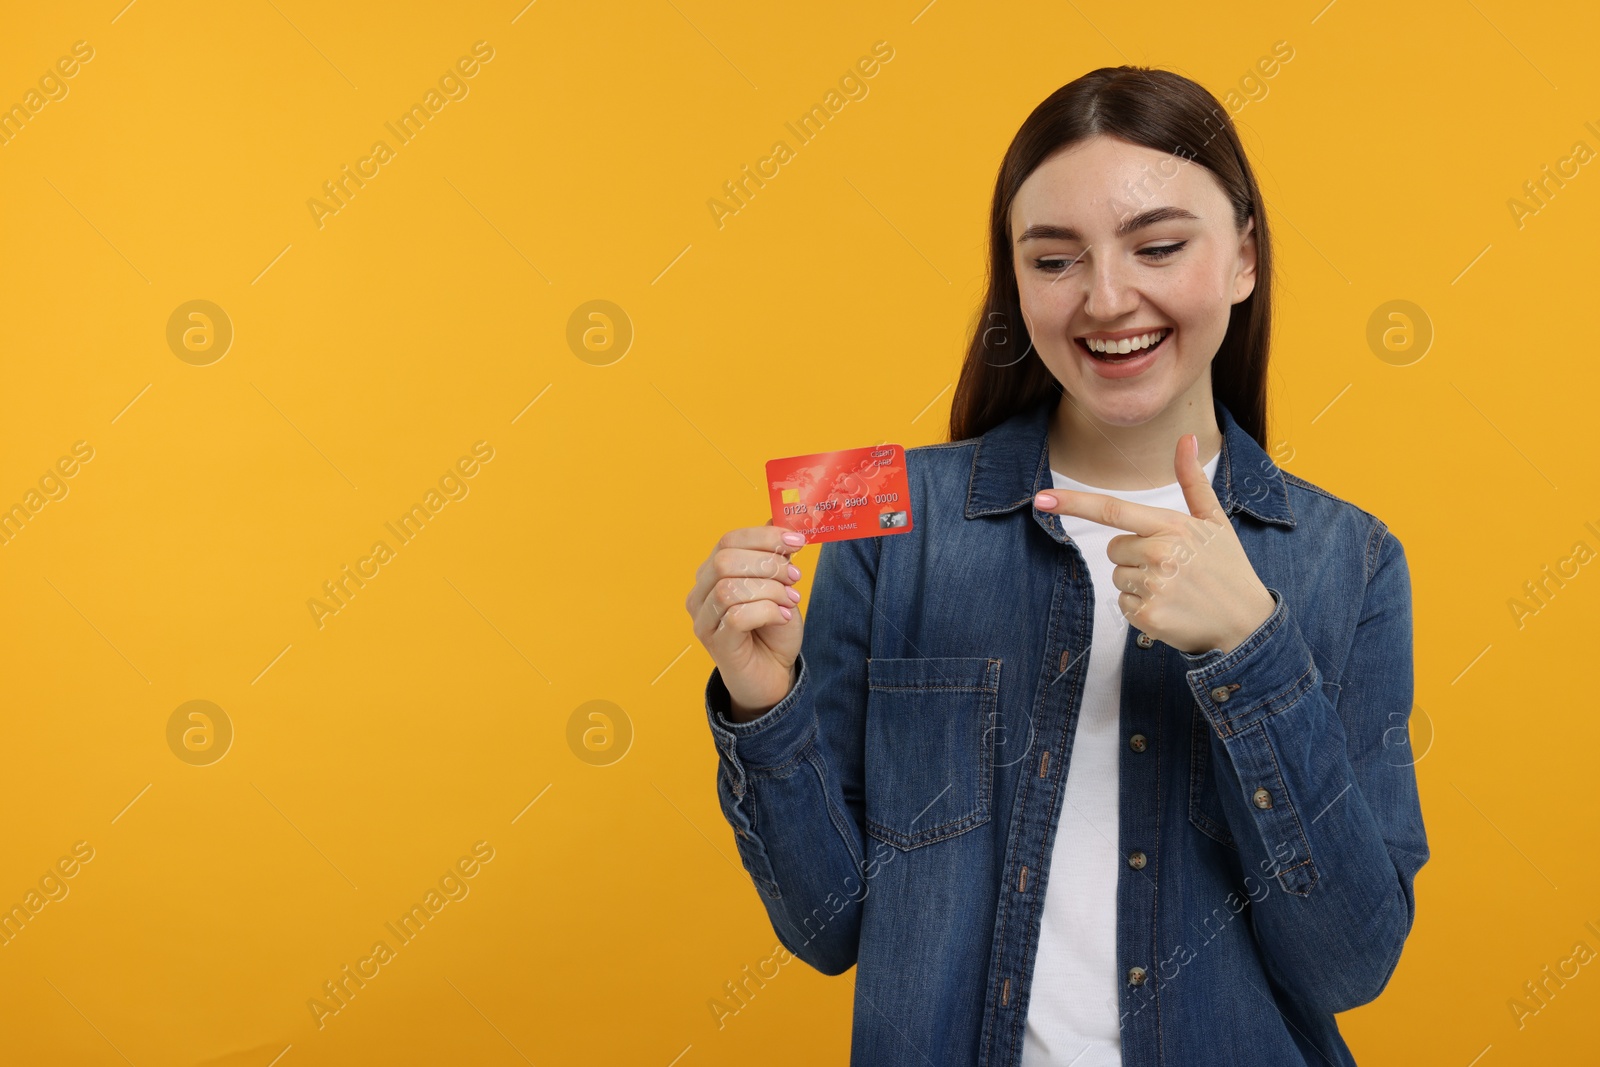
left=1020, top=450, right=1221, bottom=1066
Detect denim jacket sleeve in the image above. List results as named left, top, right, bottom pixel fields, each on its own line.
left=1179, top=526, right=1429, bottom=1015
left=702, top=533, right=879, bottom=976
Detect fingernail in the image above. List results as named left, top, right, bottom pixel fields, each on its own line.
left=787, top=587, right=801, bottom=603
left=782, top=531, right=805, bottom=546
left=1191, top=434, right=1200, bottom=459
left=779, top=606, right=793, bottom=619
left=1035, top=492, right=1057, bottom=508
left=788, top=564, right=801, bottom=580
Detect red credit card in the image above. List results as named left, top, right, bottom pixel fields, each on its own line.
left=766, top=444, right=913, bottom=544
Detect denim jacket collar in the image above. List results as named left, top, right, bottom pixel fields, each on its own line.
left=964, top=393, right=1297, bottom=530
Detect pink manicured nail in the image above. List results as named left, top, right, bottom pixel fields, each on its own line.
left=782, top=531, right=805, bottom=546
left=779, top=606, right=793, bottom=619
left=1035, top=493, right=1057, bottom=508
left=788, top=564, right=801, bottom=580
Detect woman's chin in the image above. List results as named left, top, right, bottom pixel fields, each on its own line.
left=1063, top=382, right=1174, bottom=428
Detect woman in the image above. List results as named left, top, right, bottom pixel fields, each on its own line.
left=685, top=66, right=1428, bottom=1067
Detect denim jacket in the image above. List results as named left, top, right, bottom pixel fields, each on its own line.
left=702, top=395, right=1429, bottom=1066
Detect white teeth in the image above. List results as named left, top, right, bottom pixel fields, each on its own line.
left=1082, top=328, right=1169, bottom=354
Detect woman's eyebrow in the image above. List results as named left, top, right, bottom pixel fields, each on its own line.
left=1016, top=206, right=1202, bottom=243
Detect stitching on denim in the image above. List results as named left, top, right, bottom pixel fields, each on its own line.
left=806, top=739, right=866, bottom=876
left=978, top=885, right=1009, bottom=1066
left=1189, top=703, right=1238, bottom=850
left=1152, top=650, right=1167, bottom=1062
left=863, top=673, right=998, bottom=850
left=1005, top=556, right=1088, bottom=1057
left=863, top=749, right=990, bottom=846
left=1253, top=719, right=1316, bottom=897
left=1364, top=520, right=1391, bottom=587
left=735, top=776, right=783, bottom=899
left=1004, top=713, right=1055, bottom=1044
left=1218, top=424, right=1292, bottom=530
left=964, top=447, right=977, bottom=518
left=1275, top=857, right=1318, bottom=896
left=868, top=682, right=995, bottom=692
left=1215, top=662, right=1318, bottom=733
left=981, top=660, right=998, bottom=836
left=1011, top=881, right=1039, bottom=1053
left=745, top=723, right=818, bottom=781
left=981, top=546, right=1073, bottom=1066
left=865, top=811, right=988, bottom=850
left=1280, top=469, right=1376, bottom=517
left=1008, top=810, right=1051, bottom=1059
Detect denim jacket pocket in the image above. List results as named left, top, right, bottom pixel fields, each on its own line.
left=1188, top=702, right=1238, bottom=850
left=863, top=656, right=1000, bottom=851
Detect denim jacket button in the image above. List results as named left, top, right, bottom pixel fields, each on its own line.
left=1135, top=632, right=1153, bottom=649
left=1127, top=850, right=1147, bottom=870
left=1252, top=787, right=1272, bottom=809
left=1128, top=733, right=1147, bottom=753
left=1209, top=685, right=1232, bottom=703
left=1127, top=966, right=1148, bottom=986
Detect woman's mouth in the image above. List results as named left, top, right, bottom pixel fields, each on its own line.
left=1075, top=327, right=1172, bottom=377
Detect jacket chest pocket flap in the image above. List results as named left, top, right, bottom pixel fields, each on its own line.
left=864, top=656, right=1000, bottom=851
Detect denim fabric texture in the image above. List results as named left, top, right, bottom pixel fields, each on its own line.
left=702, top=395, right=1430, bottom=1066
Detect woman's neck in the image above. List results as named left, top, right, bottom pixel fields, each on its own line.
left=1047, top=394, right=1223, bottom=490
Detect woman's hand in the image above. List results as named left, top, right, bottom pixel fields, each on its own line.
left=1033, top=433, right=1275, bottom=656
left=686, top=521, right=807, bottom=721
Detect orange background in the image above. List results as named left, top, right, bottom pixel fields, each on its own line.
left=1, top=1, right=1596, bottom=1063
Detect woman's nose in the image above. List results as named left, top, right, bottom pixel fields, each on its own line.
left=1081, top=252, right=1140, bottom=320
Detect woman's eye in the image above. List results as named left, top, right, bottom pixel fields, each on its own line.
left=1032, top=242, right=1186, bottom=273
left=1033, top=256, right=1080, bottom=273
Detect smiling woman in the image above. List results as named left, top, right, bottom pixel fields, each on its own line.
left=956, top=74, right=1271, bottom=490
left=691, top=65, right=1428, bottom=1067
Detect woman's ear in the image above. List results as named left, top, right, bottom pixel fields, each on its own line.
left=1231, top=214, right=1259, bottom=304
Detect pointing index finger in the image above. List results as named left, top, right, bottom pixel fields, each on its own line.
left=1033, top=488, right=1179, bottom=536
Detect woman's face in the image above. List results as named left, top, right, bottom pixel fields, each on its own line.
left=1008, top=133, right=1257, bottom=428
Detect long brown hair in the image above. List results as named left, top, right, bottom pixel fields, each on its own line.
left=948, top=66, right=1273, bottom=448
